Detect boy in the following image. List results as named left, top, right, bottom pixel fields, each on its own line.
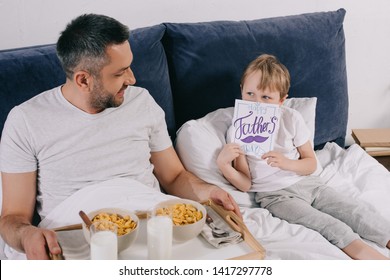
left=217, top=54, right=390, bottom=259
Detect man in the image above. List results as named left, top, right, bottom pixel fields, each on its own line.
left=0, top=14, right=239, bottom=259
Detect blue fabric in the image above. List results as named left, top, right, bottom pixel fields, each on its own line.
left=0, top=24, right=176, bottom=138
left=0, top=45, right=65, bottom=136
left=0, top=10, right=348, bottom=148
left=162, top=9, right=348, bottom=148
left=129, top=24, right=176, bottom=137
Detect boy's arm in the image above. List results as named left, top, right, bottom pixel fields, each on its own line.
left=262, top=140, right=317, bottom=175
left=217, top=144, right=252, bottom=192
left=294, top=141, right=318, bottom=175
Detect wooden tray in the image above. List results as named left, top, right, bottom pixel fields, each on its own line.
left=202, top=200, right=266, bottom=260
left=53, top=200, right=266, bottom=260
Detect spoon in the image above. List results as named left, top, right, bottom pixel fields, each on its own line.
left=79, top=210, right=92, bottom=229
left=206, top=214, right=229, bottom=238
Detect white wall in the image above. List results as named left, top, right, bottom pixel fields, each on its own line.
left=1, top=0, right=389, bottom=145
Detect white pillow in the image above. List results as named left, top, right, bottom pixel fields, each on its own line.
left=283, top=97, right=317, bottom=145
left=175, top=97, right=317, bottom=208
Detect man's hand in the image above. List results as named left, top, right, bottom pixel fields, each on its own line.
left=209, top=187, right=242, bottom=219
left=151, top=146, right=243, bottom=219
left=20, top=225, right=62, bottom=260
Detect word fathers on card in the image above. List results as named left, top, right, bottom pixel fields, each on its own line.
left=232, top=99, right=280, bottom=157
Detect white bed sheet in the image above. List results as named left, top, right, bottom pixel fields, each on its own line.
left=246, top=142, right=390, bottom=259
left=0, top=142, right=389, bottom=260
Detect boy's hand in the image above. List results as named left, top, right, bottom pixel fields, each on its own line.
left=217, top=143, right=243, bottom=168
left=262, top=151, right=291, bottom=170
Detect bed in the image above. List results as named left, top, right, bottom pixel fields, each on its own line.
left=1, top=140, right=389, bottom=260
left=175, top=107, right=390, bottom=259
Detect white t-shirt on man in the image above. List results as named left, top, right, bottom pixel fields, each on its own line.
left=0, top=86, right=172, bottom=219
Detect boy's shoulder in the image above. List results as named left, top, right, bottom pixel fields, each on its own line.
left=280, top=104, right=303, bottom=117
left=280, top=105, right=307, bottom=127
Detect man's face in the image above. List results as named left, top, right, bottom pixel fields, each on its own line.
left=89, top=41, right=136, bottom=111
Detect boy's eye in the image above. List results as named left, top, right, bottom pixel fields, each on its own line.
left=246, top=92, right=254, bottom=96
left=262, top=96, right=271, bottom=100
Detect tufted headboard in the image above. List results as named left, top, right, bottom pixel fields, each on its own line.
left=0, top=24, right=178, bottom=137
left=0, top=9, right=348, bottom=150
left=162, top=9, right=348, bottom=149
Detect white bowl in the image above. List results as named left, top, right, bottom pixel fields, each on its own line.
left=82, top=207, right=139, bottom=252
left=154, top=198, right=206, bottom=242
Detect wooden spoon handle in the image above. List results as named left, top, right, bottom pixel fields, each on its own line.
left=51, top=223, right=82, bottom=232
left=79, top=210, right=92, bottom=229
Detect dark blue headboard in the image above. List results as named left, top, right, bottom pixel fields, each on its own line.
left=162, top=9, right=348, bottom=149
left=0, top=24, right=177, bottom=138
left=0, top=45, right=66, bottom=134
left=0, top=9, right=348, bottom=149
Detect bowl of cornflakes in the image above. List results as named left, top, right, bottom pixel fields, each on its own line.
left=82, top=208, right=139, bottom=252
left=154, top=198, right=206, bottom=242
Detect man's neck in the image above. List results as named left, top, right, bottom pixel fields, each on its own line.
left=61, top=82, right=101, bottom=114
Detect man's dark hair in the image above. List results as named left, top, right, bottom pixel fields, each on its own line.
left=57, top=14, right=130, bottom=79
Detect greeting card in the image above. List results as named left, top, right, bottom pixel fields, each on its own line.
left=231, top=99, right=280, bottom=157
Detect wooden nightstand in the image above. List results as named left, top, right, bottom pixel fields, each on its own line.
left=351, top=128, right=390, bottom=171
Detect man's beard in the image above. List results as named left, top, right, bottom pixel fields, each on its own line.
left=90, top=82, right=124, bottom=111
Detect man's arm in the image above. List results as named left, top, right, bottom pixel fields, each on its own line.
left=150, top=146, right=241, bottom=217
left=0, top=171, right=61, bottom=259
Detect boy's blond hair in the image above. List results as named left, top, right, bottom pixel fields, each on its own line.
left=240, top=54, right=290, bottom=98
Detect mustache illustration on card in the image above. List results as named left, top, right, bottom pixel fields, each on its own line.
left=240, top=135, right=269, bottom=144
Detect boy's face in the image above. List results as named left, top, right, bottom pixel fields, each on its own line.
left=241, top=71, right=287, bottom=105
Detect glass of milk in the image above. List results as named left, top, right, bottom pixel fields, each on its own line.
left=147, top=206, right=173, bottom=260
left=90, top=220, right=118, bottom=260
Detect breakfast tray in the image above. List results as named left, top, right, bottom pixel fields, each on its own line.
left=201, top=200, right=266, bottom=260
left=53, top=200, right=266, bottom=260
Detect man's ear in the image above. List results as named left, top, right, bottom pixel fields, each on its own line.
left=74, top=71, right=92, bottom=92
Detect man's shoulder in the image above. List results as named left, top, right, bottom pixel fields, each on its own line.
left=123, top=86, right=160, bottom=107
left=125, top=85, right=149, bottom=95
left=6, top=87, right=60, bottom=121
left=17, top=86, right=61, bottom=110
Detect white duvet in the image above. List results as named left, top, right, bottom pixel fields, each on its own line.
left=1, top=142, right=389, bottom=260
left=246, top=143, right=390, bottom=259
